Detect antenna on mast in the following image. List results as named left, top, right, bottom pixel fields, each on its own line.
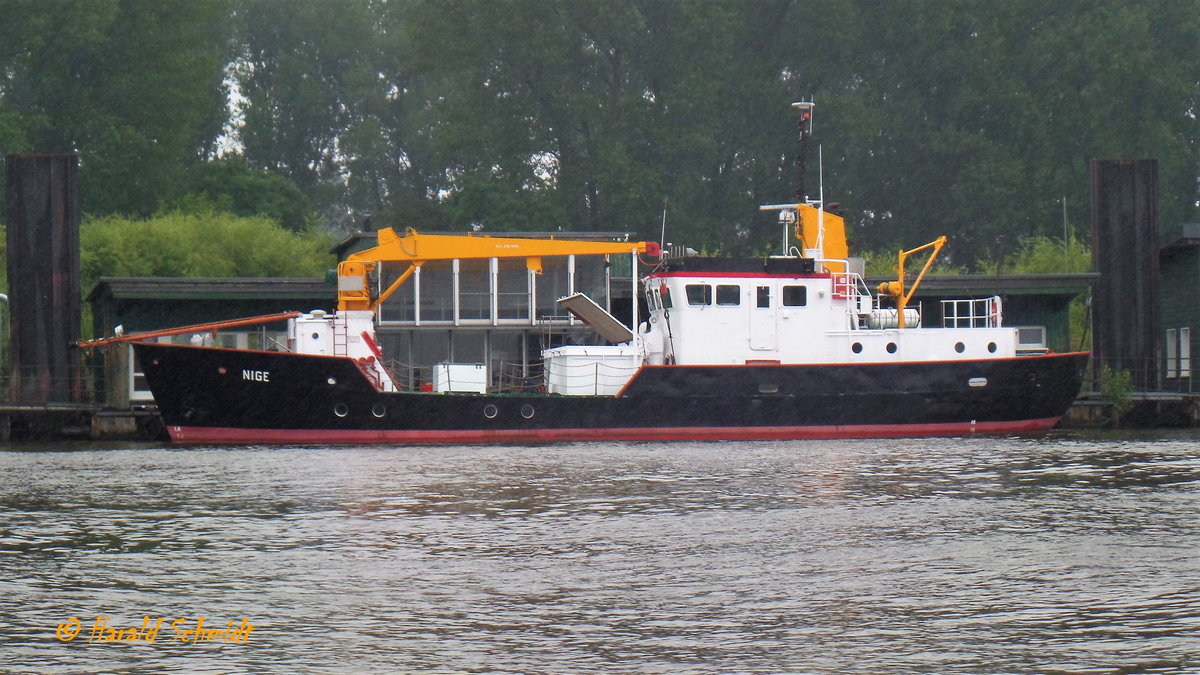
left=660, top=198, right=668, bottom=250
left=792, top=100, right=814, bottom=203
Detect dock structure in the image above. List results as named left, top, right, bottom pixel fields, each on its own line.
left=0, top=404, right=163, bottom=442
left=5, top=154, right=84, bottom=405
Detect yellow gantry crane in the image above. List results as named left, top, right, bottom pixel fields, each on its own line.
left=336, top=227, right=657, bottom=312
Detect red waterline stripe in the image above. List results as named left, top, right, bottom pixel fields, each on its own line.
left=168, top=417, right=1064, bottom=445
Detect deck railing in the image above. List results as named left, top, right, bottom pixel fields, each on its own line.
left=941, top=296, right=1002, bottom=328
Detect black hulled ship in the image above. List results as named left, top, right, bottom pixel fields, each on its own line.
left=86, top=103, right=1088, bottom=444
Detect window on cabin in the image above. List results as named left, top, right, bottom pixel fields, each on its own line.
left=1168, top=327, right=1192, bottom=378
left=716, top=284, right=740, bottom=306
left=756, top=286, right=770, bottom=308
left=782, top=285, right=807, bottom=307
left=685, top=284, right=712, bottom=306
left=1167, top=329, right=1178, bottom=378
left=1182, top=327, right=1192, bottom=377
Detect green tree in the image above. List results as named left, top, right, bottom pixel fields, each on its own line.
left=223, top=0, right=1198, bottom=264
left=811, top=0, right=1200, bottom=264
left=0, top=0, right=234, bottom=215
left=175, top=157, right=314, bottom=231
left=399, top=0, right=809, bottom=250
left=233, top=0, right=390, bottom=228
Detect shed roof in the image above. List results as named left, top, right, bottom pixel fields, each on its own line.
left=1161, top=223, right=1200, bottom=252
left=86, top=277, right=332, bottom=302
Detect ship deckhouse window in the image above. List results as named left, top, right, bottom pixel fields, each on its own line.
left=782, top=285, right=807, bottom=307
left=756, top=286, right=770, bottom=308
left=716, top=285, right=740, bottom=306
left=686, top=284, right=712, bottom=306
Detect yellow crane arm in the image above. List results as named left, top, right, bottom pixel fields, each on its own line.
left=875, top=235, right=947, bottom=329
left=338, top=228, right=657, bottom=311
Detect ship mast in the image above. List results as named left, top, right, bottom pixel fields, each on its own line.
left=793, top=100, right=814, bottom=205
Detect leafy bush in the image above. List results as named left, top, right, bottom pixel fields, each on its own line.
left=80, top=210, right=334, bottom=290
left=1100, top=364, right=1133, bottom=414
left=976, top=234, right=1091, bottom=275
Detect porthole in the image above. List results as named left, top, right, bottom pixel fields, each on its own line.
left=483, top=404, right=499, bottom=419
left=987, top=342, right=997, bottom=353
left=521, top=404, right=535, bottom=419
left=327, top=377, right=337, bottom=385
left=311, top=332, right=320, bottom=340
left=954, top=342, right=965, bottom=354
left=886, top=342, right=898, bottom=354
left=372, top=403, right=386, bottom=418
left=218, top=366, right=227, bottom=374
left=851, top=342, right=863, bottom=354
left=758, top=383, right=780, bottom=394
left=334, top=403, right=349, bottom=418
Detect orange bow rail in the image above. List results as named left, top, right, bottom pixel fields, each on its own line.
left=75, top=311, right=302, bottom=350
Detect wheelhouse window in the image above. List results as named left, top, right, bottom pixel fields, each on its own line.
left=716, top=284, right=740, bottom=306
left=782, top=285, right=807, bottom=307
left=685, top=284, right=712, bottom=306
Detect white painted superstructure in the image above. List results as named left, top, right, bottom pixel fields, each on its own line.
left=642, top=268, right=1019, bottom=367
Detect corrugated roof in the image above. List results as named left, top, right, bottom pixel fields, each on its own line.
left=86, top=277, right=333, bottom=302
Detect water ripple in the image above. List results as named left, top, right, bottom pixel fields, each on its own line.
left=0, top=433, right=1197, bottom=672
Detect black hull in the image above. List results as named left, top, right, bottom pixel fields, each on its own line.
left=133, top=342, right=1089, bottom=445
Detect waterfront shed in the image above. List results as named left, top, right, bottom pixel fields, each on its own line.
left=85, top=277, right=333, bottom=407
left=1159, top=223, right=1198, bottom=391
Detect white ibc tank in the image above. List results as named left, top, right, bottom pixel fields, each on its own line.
left=434, top=363, right=488, bottom=393
left=544, top=344, right=641, bottom=395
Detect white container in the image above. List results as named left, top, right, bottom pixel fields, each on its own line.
left=543, top=344, right=641, bottom=396
left=290, top=312, right=334, bottom=355
left=434, top=363, right=488, bottom=393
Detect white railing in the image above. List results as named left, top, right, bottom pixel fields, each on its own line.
left=941, top=296, right=1002, bottom=328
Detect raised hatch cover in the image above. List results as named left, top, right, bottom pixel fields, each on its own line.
left=557, top=293, right=634, bottom=344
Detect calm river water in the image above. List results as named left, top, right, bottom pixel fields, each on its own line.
left=1, top=432, right=1198, bottom=673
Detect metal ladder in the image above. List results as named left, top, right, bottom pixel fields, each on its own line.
left=332, top=319, right=349, bottom=356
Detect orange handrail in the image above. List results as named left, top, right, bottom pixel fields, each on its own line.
left=75, top=311, right=302, bottom=349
